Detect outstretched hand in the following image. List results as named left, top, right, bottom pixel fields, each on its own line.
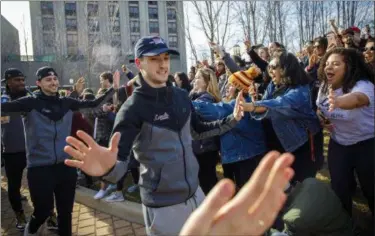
left=328, top=86, right=337, bottom=112
left=180, top=151, right=294, bottom=236
left=233, top=90, right=245, bottom=121
left=64, top=131, right=121, bottom=176
left=113, top=70, right=120, bottom=89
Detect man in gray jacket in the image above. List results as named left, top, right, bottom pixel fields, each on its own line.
left=64, top=36, right=243, bottom=235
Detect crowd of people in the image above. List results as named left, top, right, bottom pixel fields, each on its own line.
left=1, top=19, right=374, bottom=236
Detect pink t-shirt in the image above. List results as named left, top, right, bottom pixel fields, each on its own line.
left=316, top=80, right=375, bottom=145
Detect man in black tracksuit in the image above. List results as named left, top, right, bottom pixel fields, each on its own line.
left=1, top=68, right=30, bottom=230
left=1, top=66, right=118, bottom=236
left=63, top=36, right=242, bottom=235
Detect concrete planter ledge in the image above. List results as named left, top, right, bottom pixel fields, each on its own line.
left=74, top=186, right=145, bottom=225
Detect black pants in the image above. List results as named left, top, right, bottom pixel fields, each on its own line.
left=223, top=154, right=263, bottom=190
left=196, top=151, right=219, bottom=195
left=3, top=152, right=26, bottom=213
left=328, top=138, right=374, bottom=216
left=290, top=141, right=317, bottom=184
left=117, top=167, right=140, bottom=191
left=28, top=163, right=77, bottom=235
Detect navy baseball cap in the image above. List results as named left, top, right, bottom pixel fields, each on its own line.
left=135, top=36, right=179, bottom=58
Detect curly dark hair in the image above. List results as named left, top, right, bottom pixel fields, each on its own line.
left=318, top=47, right=375, bottom=94
left=270, top=49, right=312, bottom=87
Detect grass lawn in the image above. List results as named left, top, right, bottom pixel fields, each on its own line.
left=83, top=131, right=373, bottom=234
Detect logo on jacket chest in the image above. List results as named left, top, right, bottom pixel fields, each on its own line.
left=154, top=112, right=169, bottom=121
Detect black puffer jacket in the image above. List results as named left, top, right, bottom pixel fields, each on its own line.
left=190, top=92, right=220, bottom=155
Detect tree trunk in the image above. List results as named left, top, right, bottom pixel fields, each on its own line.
left=250, top=2, right=257, bottom=44
left=337, top=2, right=341, bottom=27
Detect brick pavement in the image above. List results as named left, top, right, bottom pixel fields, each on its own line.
left=1, top=171, right=146, bottom=236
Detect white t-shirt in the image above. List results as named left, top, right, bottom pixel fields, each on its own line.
left=316, top=80, right=375, bottom=145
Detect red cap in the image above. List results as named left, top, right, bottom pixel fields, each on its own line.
left=351, top=26, right=360, bottom=33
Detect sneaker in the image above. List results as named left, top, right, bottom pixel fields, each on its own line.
left=15, top=211, right=27, bottom=230
left=105, top=184, right=117, bottom=192
left=94, top=189, right=109, bottom=200
left=46, top=213, right=58, bottom=230
left=127, top=184, right=139, bottom=193
left=104, top=191, right=125, bottom=202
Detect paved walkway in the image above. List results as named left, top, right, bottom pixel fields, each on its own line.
left=1, top=170, right=146, bottom=236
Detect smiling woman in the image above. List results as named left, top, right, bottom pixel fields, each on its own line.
left=316, top=48, right=374, bottom=217
left=241, top=49, right=324, bottom=185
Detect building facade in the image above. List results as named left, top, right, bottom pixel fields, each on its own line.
left=28, top=1, right=187, bottom=88
left=1, top=15, right=20, bottom=63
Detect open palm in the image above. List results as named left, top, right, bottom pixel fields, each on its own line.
left=180, top=151, right=294, bottom=236
left=64, top=131, right=120, bottom=176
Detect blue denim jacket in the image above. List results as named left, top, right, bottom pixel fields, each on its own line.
left=252, top=82, right=321, bottom=152
left=193, top=96, right=266, bottom=164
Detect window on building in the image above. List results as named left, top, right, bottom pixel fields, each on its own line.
left=166, top=1, right=176, bottom=7
left=111, top=34, right=121, bottom=48
left=66, top=19, right=77, bottom=31
left=65, top=2, right=76, bottom=16
left=67, top=46, right=78, bottom=56
left=148, top=1, right=157, bottom=6
left=88, top=34, right=100, bottom=45
left=42, top=17, right=55, bottom=31
left=130, top=20, right=140, bottom=33
left=168, top=22, right=177, bottom=34
left=149, top=22, right=159, bottom=34
left=43, top=33, right=55, bottom=47
left=130, top=35, right=140, bottom=47
left=169, top=36, right=178, bottom=48
left=87, top=2, right=99, bottom=17
left=67, top=34, right=78, bottom=46
left=167, top=8, right=176, bottom=20
left=111, top=19, right=120, bottom=32
left=108, top=4, right=120, bottom=18
left=41, top=1, right=54, bottom=15
left=148, top=7, right=158, bottom=19
left=88, top=19, right=100, bottom=32
left=129, top=1, right=138, bottom=5
left=129, top=6, right=139, bottom=18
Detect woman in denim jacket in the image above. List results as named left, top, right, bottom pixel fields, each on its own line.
left=193, top=83, right=266, bottom=190
left=189, top=68, right=222, bottom=194
left=241, top=49, right=323, bottom=184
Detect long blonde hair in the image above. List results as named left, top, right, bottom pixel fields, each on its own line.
left=195, top=68, right=221, bottom=102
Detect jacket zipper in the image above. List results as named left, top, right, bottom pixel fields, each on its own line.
left=178, top=132, right=191, bottom=199
left=54, top=122, right=58, bottom=164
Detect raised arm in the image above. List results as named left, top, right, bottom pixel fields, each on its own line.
left=69, top=70, right=120, bottom=111
left=190, top=93, right=243, bottom=140
left=67, top=87, right=116, bottom=111
left=1, top=96, right=36, bottom=115
left=243, top=84, right=317, bottom=120
left=247, top=47, right=269, bottom=72
left=192, top=100, right=235, bottom=121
